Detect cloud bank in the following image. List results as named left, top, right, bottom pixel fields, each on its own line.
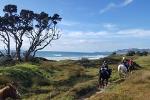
left=0, top=27, right=149, bottom=52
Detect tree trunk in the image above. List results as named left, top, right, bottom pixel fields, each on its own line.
left=15, top=40, right=22, bottom=61
left=16, top=48, right=21, bottom=61
left=6, top=32, right=10, bottom=56
left=24, top=50, right=31, bottom=62
left=7, top=42, right=10, bottom=56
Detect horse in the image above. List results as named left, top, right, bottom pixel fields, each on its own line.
left=118, top=64, right=128, bottom=78
left=98, top=68, right=112, bottom=88
left=0, top=83, right=21, bottom=100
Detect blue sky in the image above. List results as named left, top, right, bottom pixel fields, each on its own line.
left=0, top=0, right=150, bottom=52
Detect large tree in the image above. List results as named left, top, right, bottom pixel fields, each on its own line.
left=3, top=4, right=22, bottom=60
left=0, top=4, right=61, bottom=61
left=0, top=4, right=18, bottom=56
left=24, top=13, right=61, bottom=61
left=0, top=16, right=11, bottom=56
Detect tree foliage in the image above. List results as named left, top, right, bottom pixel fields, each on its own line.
left=0, top=4, right=62, bottom=61
left=126, top=50, right=149, bottom=56
left=126, top=51, right=136, bottom=56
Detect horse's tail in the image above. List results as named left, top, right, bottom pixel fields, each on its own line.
left=118, top=65, right=121, bottom=72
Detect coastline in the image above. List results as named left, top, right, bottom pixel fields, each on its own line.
left=38, top=55, right=108, bottom=61
left=35, top=51, right=110, bottom=61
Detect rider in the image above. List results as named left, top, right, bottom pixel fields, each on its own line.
left=121, top=57, right=129, bottom=71
left=128, top=58, right=134, bottom=70
left=100, top=61, right=108, bottom=70
left=98, top=60, right=112, bottom=87
left=100, top=61, right=110, bottom=76
left=121, top=57, right=126, bottom=63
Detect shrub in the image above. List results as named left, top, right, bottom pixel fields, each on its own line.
left=126, top=51, right=136, bottom=56
left=79, top=58, right=95, bottom=67
left=142, top=51, right=148, bottom=56
left=136, top=51, right=148, bottom=56
left=0, top=55, right=15, bottom=66
left=111, top=52, right=116, bottom=56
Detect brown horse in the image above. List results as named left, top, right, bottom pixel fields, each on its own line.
left=0, top=83, right=21, bottom=100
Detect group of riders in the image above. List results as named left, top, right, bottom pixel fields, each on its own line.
left=98, top=57, right=134, bottom=87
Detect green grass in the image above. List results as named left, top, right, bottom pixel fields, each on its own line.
left=89, top=55, right=150, bottom=100
left=0, top=55, right=149, bottom=100
left=0, top=59, right=99, bottom=99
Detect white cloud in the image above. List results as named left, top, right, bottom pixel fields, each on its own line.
left=100, top=0, right=134, bottom=14
left=117, top=29, right=150, bottom=37
left=48, top=28, right=150, bottom=51
left=122, top=0, right=134, bottom=6
left=1, top=27, right=150, bottom=52
left=100, top=3, right=116, bottom=14
left=60, top=20, right=80, bottom=26
left=103, top=23, right=118, bottom=30
left=63, top=30, right=108, bottom=39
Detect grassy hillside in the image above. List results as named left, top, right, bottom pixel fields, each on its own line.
left=89, top=56, right=150, bottom=100
left=0, top=59, right=100, bottom=100
left=0, top=55, right=149, bottom=100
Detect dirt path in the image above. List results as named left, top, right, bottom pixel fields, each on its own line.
left=78, top=78, right=125, bottom=100
left=78, top=85, right=108, bottom=100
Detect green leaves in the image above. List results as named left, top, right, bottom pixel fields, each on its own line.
left=3, top=4, right=17, bottom=14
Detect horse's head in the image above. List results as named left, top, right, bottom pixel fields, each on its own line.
left=6, top=83, right=21, bottom=99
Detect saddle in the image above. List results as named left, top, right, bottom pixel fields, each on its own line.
left=100, top=68, right=112, bottom=78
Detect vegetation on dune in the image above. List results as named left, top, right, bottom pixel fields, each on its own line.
left=89, top=55, right=150, bottom=100
left=0, top=3, right=149, bottom=100
left=126, top=50, right=149, bottom=56
left=0, top=54, right=149, bottom=100
left=0, top=58, right=99, bottom=99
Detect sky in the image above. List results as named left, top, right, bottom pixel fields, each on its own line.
left=0, top=0, right=150, bottom=52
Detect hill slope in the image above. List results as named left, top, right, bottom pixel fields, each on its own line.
left=0, top=55, right=149, bottom=100
left=88, top=56, right=150, bottom=100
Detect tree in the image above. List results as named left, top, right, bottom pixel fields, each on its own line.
left=126, top=50, right=136, bottom=56
left=136, top=51, right=148, bottom=56
left=0, top=4, right=18, bottom=56
left=2, top=4, right=22, bottom=60
left=0, top=16, right=11, bottom=55
left=111, top=52, right=116, bottom=56
left=24, top=13, right=61, bottom=61
left=142, top=51, right=148, bottom=56
left=12, top=9, right=34, bottom=61
left=136, top=51, right=142, bottom=56
left=0, top=4, right=61, bottom=61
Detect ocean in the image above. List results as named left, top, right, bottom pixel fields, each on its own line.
left=35, top=51, right=111, bottom=61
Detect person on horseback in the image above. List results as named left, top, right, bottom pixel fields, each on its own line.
left=121, top=57, right=129, bottom=71
left=98, top=60, right=112, bottom=88
left=128, top=58, right=134, bottom=71
left=101, top=61, right=108, bottom=70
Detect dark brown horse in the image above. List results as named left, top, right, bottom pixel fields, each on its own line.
left=98, top=69, right=112, bottom=88
left=0, top=83, right=21, bottom=100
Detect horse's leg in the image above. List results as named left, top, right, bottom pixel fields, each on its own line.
left=101, top=79, right=104, bottom=88
left=98, top=76, right=102, bottom=88
left=129, top=65, right=133, bottom=73
left=124, top=70, right=128, bottom=78
left=98, top=75, right=100, bottom=88
left=105, top=79, right=108, bottom=86
left=119, top=72, right=122, bottom=78
left=128, top=65, right=130, bottom=72
left=103, top=79, right=105, bottom=87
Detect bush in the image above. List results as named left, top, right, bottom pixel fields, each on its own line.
left=0, top=55, right=15, bottom=66
left=136, top=51, right=149, bottom=56
left=142, top=51, right=148, bottom=56
left=111, top=52, right=116, bottom=56
left=126, top=51, right=136, bottom=56
left=78, top=58, right=96, bottom=67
